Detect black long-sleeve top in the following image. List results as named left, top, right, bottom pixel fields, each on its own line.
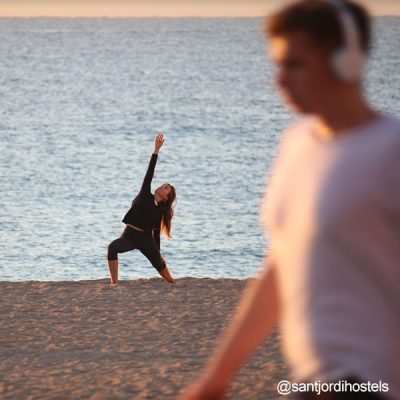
left=122, top=153, right=164, bottom=249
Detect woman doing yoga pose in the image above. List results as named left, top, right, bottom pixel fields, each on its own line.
left=107, top=134, right=176, bottom=284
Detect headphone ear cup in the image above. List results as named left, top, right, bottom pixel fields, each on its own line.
left=331, top=47, right=365, bottom=83
left=331, top=48, right=349, bottom=80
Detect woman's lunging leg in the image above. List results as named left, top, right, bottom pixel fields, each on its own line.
left=108, top=260, right=118, bottom=285
left=107, top=237, right=135, bottom=284
left=158, top=266, right=175, bottom=284
left=139, top=239, right=175, bottom=284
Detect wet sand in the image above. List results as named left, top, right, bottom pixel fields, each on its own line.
left=0, top=278, right=290, bottom=399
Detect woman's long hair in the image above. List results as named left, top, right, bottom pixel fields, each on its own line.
left=161, top=184, right=176, bottom=238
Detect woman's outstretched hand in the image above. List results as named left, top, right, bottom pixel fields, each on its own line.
left=154, top=134, right=165, bottom=154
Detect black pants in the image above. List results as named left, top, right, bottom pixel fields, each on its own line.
left=299, top=377, right=389, bottom=400
left=107, top=226, right=166, bottom=272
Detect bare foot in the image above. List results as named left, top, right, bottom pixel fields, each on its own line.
left=159, top=266, right=175, bottom=284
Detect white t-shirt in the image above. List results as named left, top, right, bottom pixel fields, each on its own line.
left=261, top=115, right=400, bottom=399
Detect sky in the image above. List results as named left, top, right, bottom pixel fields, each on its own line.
left=0, top=0, right=399, bottom=17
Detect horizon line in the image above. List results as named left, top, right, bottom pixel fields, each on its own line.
left=0, top=15, right=265, bottom=18
left=0, top=14, right=398, bottom=18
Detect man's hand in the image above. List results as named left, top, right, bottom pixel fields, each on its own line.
left=179, top=374, right=228, bottom=400
left=154, top=134, right=165, bottom=154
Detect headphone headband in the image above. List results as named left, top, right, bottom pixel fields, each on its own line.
left=325, top=0, right=365, bottom=82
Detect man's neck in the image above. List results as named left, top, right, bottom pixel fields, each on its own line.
left=314, top=87, right=378, bottom=140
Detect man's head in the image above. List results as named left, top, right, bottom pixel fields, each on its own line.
left=265, top=0, right=371, bottom=114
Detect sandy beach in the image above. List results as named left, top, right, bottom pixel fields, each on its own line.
left=1, top=278, right=290, bottom=399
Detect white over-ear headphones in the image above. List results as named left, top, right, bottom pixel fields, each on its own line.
left=327, top=0, right=366, bottom=82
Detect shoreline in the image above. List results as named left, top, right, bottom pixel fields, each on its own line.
left=1, top=278, right=290, bottom=399
left=0, top=277, right=252, bottom=283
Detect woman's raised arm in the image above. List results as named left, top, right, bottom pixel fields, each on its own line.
left=140, top=134, right=165, bottom=193
left=153, top=134, right=165, bottom=155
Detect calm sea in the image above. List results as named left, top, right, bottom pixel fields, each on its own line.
left=1, top=17, right=399, bottom=281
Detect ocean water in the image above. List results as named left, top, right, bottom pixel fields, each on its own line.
left=1, top=17, right=399, bottom=281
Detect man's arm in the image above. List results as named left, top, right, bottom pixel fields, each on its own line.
left=180, top=256, right=281, bottom=400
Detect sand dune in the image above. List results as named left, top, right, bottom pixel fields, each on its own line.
left=1, top=278, right=290, bottom=399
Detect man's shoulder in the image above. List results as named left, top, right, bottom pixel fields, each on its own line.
left=379, top=115, right=400, bottom=161
left=279, top=116, right=317, bottom=148
left=378, top=114, right=400, bottom=132
left=369, top=114, right=400, bottom=148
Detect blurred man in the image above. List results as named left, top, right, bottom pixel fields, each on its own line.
left=180, top=1, right=400, bottom=399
